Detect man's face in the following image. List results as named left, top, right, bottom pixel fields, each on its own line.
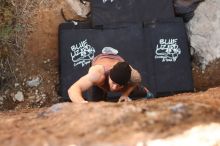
left=108, top=76, right=124, bottom=92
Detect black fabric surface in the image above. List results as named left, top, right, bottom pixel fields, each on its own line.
left=174, top=0, right=204, bottom=22
left=91, top=0, right=175, bottom=26
left=58, top=18, right=193, bottom=101
left=58, top=22, right=146, bottom=100
left=143, top=18, right=193, bottom=96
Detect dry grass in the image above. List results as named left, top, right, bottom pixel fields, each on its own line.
left=0, top=0, right=46, bottom=91
left=0, top=0, right=59, bottom=110
left=0, top=0, right=15, bottom=90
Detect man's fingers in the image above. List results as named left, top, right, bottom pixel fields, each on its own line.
left=72, top=97, right=88, bottom=103
left=73, top=100, right=88, bottom=104
left=118, top=96, right=132, bottom=102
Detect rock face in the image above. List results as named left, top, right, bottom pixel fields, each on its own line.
left=187, top=0, right=220, bottom=69
left=0, top=87, right=220, bottom=146
left=65, top=0, right=90, bottom=18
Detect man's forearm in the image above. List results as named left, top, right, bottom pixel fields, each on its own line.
left=68, top=85, right=86, bottom=103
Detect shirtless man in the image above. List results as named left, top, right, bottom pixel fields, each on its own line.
left=68, top=48, right=152, bottom=103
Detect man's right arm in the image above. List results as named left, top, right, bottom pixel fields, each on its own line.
left=68, top=66, right=104, bottom=103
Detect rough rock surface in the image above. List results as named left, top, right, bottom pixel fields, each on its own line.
left=65, top=0, right=90, bottom=18
left=187, top=0, right=220, bottom=69
left=0, top=87, right=220, bottom=146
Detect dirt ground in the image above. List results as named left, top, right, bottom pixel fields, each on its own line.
left=0, top=0, right=220, bottom=145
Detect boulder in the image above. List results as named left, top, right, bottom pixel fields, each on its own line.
left=65, top=0, right=90, bottom=18
left=187, top=0, right=220, bottom=69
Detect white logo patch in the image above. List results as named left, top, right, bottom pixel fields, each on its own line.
left=70, top=39, right=95, bottom=67
left=103, top=0, right=114, bottom=3
left=155, top=39, right=181, bottom=62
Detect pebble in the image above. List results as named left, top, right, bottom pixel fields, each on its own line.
left=48, top=103, right=64, bottom=113
left=43, top=59, right=50, bottom=64
left=28, top=95, right=35, bottom=100
left=26, top=76, right=41, bottom=87
left=4, top=90, right=9, bottom=94
left=0, top=96, right=4, bottom=101
left=14, top=91, right=24, bottom=102
left=0, top=96, right=4, bottom=105
left=14, top=83, right=19, bottom=87
left=35, top=90, right=39, bottom=95
left=95, top=128, right=105, bottom=135
left=169, top=103, right=186, bottom=113
left=42, top=94, right=46, bottom=98
left=38, top=103, right=65, bottom=117
left=136, top=141, right=147, bottom=146
left=145, top=111, right=159, bottom=118
left=35, top=96, right=42, bottom=103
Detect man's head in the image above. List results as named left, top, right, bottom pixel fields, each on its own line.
left=109, top=62, right=131, bottom=91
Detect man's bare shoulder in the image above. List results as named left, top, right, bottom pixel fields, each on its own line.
left=87, top=65, right=105, bottom=84
left=129, top=65, right=142, bottom=83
